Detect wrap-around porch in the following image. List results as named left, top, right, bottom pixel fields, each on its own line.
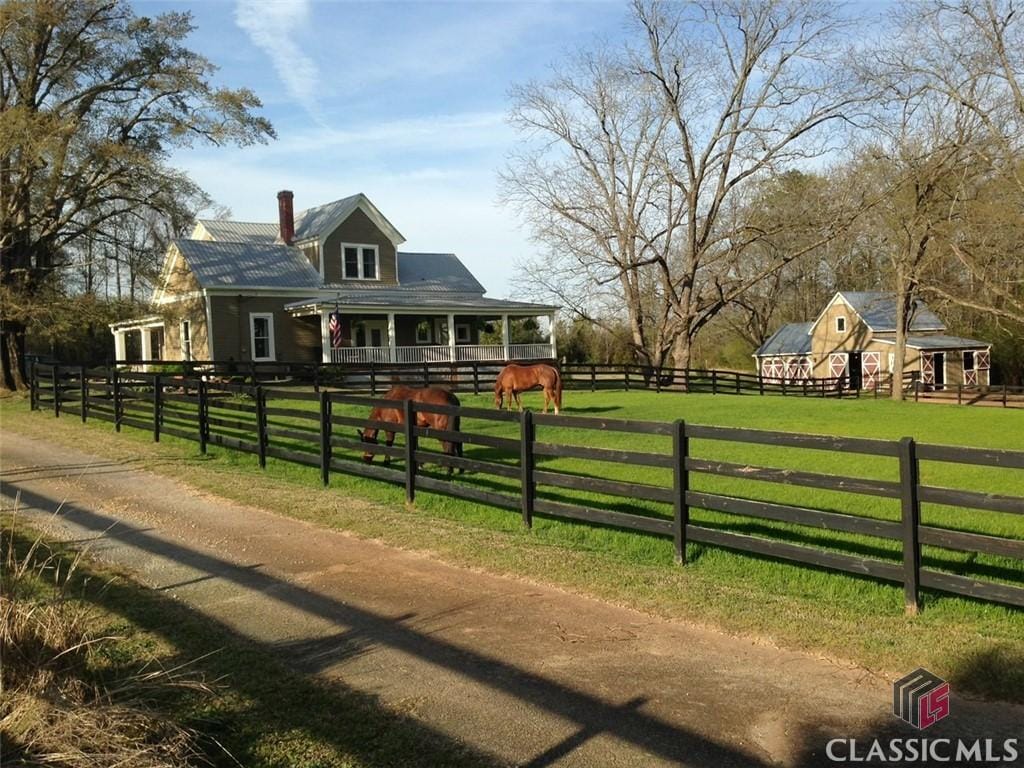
left=288, top=303, right=557, bottom=364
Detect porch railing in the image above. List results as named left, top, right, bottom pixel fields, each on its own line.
left=329, top=343, right=555, bottom=365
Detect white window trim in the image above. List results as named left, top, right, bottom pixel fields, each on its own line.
left=341, top=242, right=381, bottom=281
left=180, top=320, right=192, bottom=362
left=836, top=316, right=846, bottom=333
left=455, top=323, right=472, bottom=343
left=249, top=312, right=276, bottom=362
left=415, top=320, right=433, bottom=344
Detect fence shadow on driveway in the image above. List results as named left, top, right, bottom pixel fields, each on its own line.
left=4, top=481, right=776, bottom=768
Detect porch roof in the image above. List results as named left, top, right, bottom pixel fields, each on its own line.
left=873, top=334, right=990, bottom=350
left=285, top=293, right=558, bottom=315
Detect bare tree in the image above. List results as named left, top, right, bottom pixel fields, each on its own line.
left=633, top=0, right=868, bottom=368
left=502, top=49, right=683, bottom=369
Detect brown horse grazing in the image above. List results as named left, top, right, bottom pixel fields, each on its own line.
left=360, top=385, right=463, bottom=475
left=494, top=363, right=563, bottom=414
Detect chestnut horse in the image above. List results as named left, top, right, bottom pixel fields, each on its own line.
left=360, top=385, right=463, bottom=475
left=494, top=363, right=563, bottom=414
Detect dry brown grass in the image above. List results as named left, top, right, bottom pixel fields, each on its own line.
left=1, top=511, right=216, bottom=767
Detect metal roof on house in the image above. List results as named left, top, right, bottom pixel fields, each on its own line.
left=838, top=292, right=945, bottom=332
left=395, top=253, right=485, bottom=293
left=286, top=294, right=557, bottom=312
left=196, top=219, right=278, bottom=243
left=754, top=322, right=813, bottom=356
left=173, top=239, right=321, bottom=289
left=874, top=334, right=990, bottom=350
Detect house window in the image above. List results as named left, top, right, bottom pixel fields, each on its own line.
left=249, top=313, right=275, bottom=361
left=181, top=320, right=192, bottom=361
left=415, top=320, right=433, bottom=344
left=836, top=316, right=846, bottom=333
left=455, top=323, right=472, bottom=343
left=963, top=350, right=975, bottom=371
left=342, top=244, right=379, bottom=280
left=150, top=328, right=164, bottom=360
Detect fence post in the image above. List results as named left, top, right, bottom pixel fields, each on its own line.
left=404, top=398, right=417, bottom=504
left=422, top=363, right=429, bottom=388
left=152, top=374, right=161, bottom=441
left=255, top=386, right=266, bottom=468
left=313, top=363, right=320, bottom=394
left=29, top=361, right=37, bottom=410
left=112, top=368, right=121, bottom=432
left=735, top=372, right=741, bottom=394
left=655, top=366, right=662, bottom=393
left=758, top=373, right=764, bottom=396
left=672, top=419, right=689, bottom=564
left=591, top=364, right=596, bottom=392
left=914, top=380, right=920, bottom=402
left=80, top=365, right=88, bottom=423
left=898, top=437, right=922, bottom=615
left=624, top=366, right=630, bottom=391
left=320, top=391, right=331, bottom=486
left=781, top=377, right=787, bottom=397
left=1003, top=384, right=1008, bottom=408
left=52, top=365, right=60, bottom=417
left=520, top=409, right=535, bottom=529
left=473, top=362, right=480, bottom=395
left=711, top=369, right=718, bottom=395
left=197, top=380, right=207, bottom=453
left=370, top=362, right=377, bottom=395
left=249, top=361, right=257, bottom=387
left=957, top=383, right=962, bottom=405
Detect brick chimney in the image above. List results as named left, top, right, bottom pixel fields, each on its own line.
left=277, top=190, right=295, bottom=244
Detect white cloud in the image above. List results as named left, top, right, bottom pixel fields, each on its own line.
left=235, top=0, right=319, bottom=116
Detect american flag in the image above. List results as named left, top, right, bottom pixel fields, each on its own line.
left=329, top=312, right=343, bottom=349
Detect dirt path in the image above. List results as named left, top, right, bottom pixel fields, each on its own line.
left=1, top=434, right=1020, bottom=767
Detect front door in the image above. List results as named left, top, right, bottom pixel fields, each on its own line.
left=354, top=320, right=387, bottom=348
left=848, top=351, right=863, bottom=390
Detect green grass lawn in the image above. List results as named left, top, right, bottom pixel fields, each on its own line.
left=8, top=387, right=1024, bottom=703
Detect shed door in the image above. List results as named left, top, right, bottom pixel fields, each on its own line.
left=862, top=352, right=880, bottom=390
left=829, top=353, right=847, bottom=380
left=921, top=353, right=935, bottom=385
left=976, top=349, right=990, bottom=386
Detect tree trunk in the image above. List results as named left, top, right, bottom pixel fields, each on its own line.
left=891, top=280, right=910, bottom=402
left=1, top=322, right=28, bottom=391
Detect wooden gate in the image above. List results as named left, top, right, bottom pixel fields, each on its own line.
left=862, top=351, right=881, bottom=389
left=976, top=349, right=990, bottom=386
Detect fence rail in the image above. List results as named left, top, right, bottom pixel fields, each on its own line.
left=28, top=362, right=1024, bottom=613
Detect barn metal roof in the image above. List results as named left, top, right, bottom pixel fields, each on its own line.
left=754, top=322, right=813, bottom=356
left=173, top=239, right=321, bottom=289
left=838, top=292, right=946, bottom=332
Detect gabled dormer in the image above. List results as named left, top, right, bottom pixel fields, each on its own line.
left=275, top=191, right=405, bottom=286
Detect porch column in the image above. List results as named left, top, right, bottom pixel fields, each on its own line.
left=140, top=328, right=152, bottom=370
left=320, top=311, right=331, bottom=363
left=447, top=312, right=456, bottom=362
left=387, top=312, right=396, bottom=363
left=501, top=314, right=510, bottom=361
left=548, top=313, right=557, bottom=360
left=114, top=330, right=126, bottom=362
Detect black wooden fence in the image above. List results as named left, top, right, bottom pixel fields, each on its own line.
left=29, top=362, right=1024, bottom=613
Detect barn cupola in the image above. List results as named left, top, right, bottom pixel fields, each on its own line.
left=277, top=189, right=295, bottom=244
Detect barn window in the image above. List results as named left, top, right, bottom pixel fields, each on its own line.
left=963, top=350, right=975, bottom=371
left=836, top=317, right=846, bottom=333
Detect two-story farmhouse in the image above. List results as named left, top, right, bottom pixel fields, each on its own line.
left=754, top=291, right=991, bottom=389
left=110, top=191, right=558, bottom=365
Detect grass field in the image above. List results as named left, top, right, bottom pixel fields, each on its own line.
left=6, top=388, right=1024, bottom=702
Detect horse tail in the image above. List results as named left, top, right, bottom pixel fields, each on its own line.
left=452, top=411, right=463, bottom=457
left=552, top=366, right=563, bottom=409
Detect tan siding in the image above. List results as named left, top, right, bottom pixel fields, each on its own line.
left=159, top=297, right=210, bottom=360
left=163, top=244, right=202, bottom=295
left=301, top=243, right=320, bottom=274
left=810, top=298, right=874, bottom=377
left=209, top=295, right=319, bottom=362
left=322, top=207, right=398, bottom=284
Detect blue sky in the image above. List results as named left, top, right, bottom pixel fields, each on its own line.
left=143, top=0, right=632, bottom=297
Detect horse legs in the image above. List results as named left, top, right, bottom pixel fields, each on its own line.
left=514, top=390, right=524, bottom=411
left=383, top=431, right=395, bottom=465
